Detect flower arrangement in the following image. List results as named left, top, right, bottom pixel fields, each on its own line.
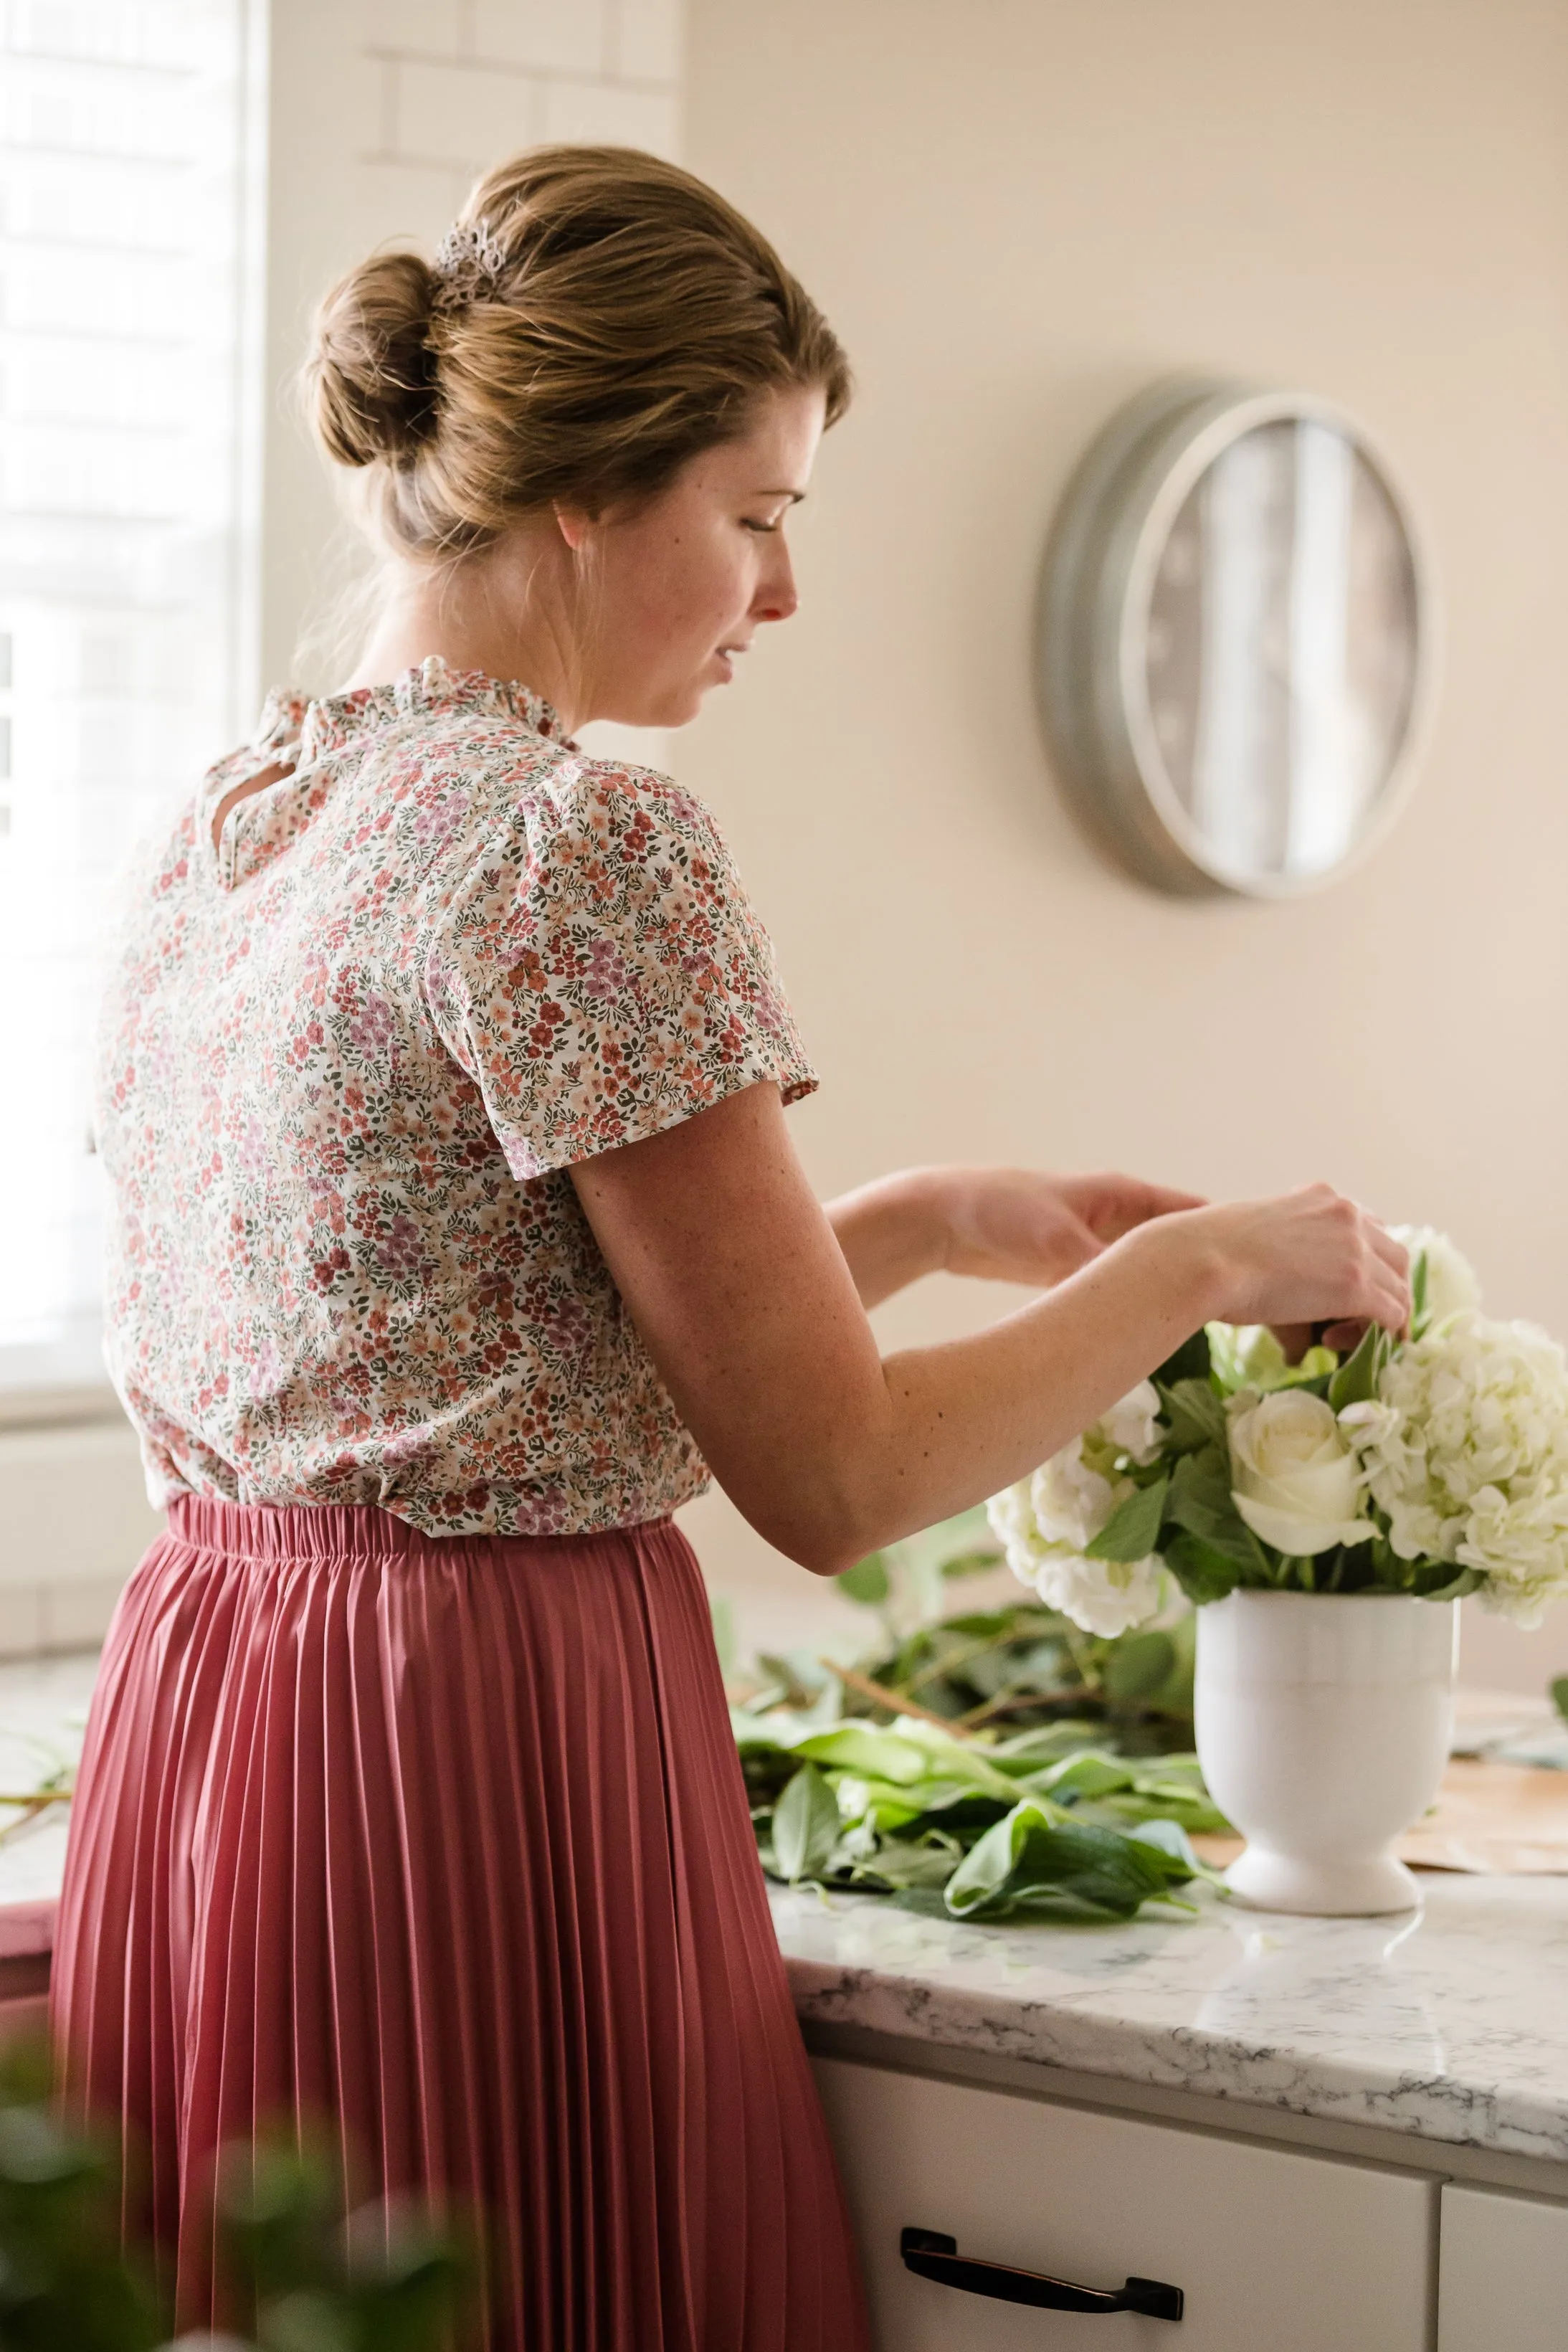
left=989, top=1229, right=1568, bottom=1635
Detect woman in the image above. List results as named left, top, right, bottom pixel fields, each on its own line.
left=54, top=146, right=1407, bottom=2348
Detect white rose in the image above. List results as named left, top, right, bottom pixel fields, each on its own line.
left=1391, top=1225, right=1483, bottom=1329
left=1228, top=1389, right=1374, bottom=1557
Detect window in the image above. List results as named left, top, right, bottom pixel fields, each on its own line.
left=0, top=0, right=257, bottom=1398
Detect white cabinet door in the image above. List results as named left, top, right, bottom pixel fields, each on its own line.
left=1438, top=2182, right=1568, bottom=2351
left=812, top=2056, right=1435, bottom=2352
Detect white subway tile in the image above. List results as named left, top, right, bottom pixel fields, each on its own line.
left=39, top=1575, right=126, bottom=1652
left=609, top=0, right=682, bottom=85
left=0, top=1588, right=42, bottom=1664
left=362, top=0, right=468, bottom=57
left=540, top=76, right=679, bottom=157
left=356, top=158, right=472, bottom=245
left=471, top=0, right=606, bottom=77
left=391, top=57, right=544, bottom=169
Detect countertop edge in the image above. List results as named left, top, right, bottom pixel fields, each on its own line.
left=776, top=1918, right=1568, bottom=2173
left=796, top=2014, right=1568, bottom=2202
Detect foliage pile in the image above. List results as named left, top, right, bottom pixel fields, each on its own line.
left=729, top=1510, right=1227, bottom=1925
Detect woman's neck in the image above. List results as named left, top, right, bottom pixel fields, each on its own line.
left=341, top=536, right=589, bottom=733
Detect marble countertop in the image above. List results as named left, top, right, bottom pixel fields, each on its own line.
left=771, top=1874, right=1568, bottom=2166
left=6, top=1643, right=1568, bottom=2165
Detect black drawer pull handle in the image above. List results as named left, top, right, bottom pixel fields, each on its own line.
left=901, top=2227, right=1184, bottom=2321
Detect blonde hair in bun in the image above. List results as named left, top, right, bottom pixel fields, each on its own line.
left=303, top=144, right=851, bottom=561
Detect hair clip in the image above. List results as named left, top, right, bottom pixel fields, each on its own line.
left=431, top=218, right=508, bottom=306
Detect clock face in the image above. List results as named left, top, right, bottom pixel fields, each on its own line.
left=1139, top=417, right=1421, bottom=886
left=1040, top=381, right=1432, bottom=898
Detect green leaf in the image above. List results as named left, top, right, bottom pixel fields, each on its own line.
left=936, top=1609, right=1016, bottom=1637
left=1166, top=1451, right=1270, bottom=1576
left=1163, top=1530, right=1242, bottom=1606
left=1126, top=1814, right=1198, bottom=1862
left=939, top=1549, right=1004, bottom=1580
left=1410, top=1248, right=1430, bottom=1339
left=1156, top=1328, right=1212, bottom=1385
left=857, top=1838, right=965, bottom=1892
left=788, top=1725, right=931, bottom=1783
left=1552, top=1677, right=1568, bottom=1725
left=1085, top=1476, right=1168, bottom=1563
left=1029, top=1749, right=1134, bottom=1801
left=1329, top=1322, right=1387, bottom=1413
left=1405, top=1563, right=1484, bottom=1603
left=944, top=1800, right=1194, bottom=1921
left=1101, top=1630, right=1177, bottom=1704
left=1159, top=1377, right=1227, bottom=1453
left=771, top=1763, right=842, bottom=1883
left=835, top=1552, right=890, bottom=1606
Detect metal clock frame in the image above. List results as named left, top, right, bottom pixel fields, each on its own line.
left=1038, top=376, right=1438, bottom=899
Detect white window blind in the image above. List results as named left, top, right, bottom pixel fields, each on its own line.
left=0, top=0, right=256, bottom=1395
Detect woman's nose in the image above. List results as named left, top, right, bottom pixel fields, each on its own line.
left=752, top=546, right=799, bottom=624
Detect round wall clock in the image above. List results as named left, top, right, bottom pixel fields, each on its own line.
left=1039, top=378, right=1435, bottom=898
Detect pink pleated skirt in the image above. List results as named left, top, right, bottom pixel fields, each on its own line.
left=52, top=1497, right=870, bottom=2351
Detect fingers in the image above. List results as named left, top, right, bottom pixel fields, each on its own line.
left=1076, top=1172, right=1210, bottom=1241
left=1043, top=1213, right=1106, bottom=1281
left=1268, top=1321, right=1318, bottom=1365
left=1355, top=1208, right=1410, bottom=1332
left=1368, top=1222, right=1410, bottom=1279
left=1359, top=1230, right=1410, bottom=1333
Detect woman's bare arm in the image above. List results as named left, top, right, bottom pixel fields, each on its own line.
left=571, top=1083, right=1407, bottom=1575
left=825, top=1165, right=1209, bottom=1309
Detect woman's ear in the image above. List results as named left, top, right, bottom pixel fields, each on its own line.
left=552, top=501, right=595, bottom=553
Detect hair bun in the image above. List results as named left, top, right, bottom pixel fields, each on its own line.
left=305, top=250, right=440, bottom=468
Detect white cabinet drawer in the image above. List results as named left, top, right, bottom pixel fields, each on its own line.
left=812, top=2057, right=1436, bottom=2351
left=1438, top=2182, right=1568, bottom=2351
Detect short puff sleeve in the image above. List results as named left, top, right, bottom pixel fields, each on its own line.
left=422, top=753, right=817, bottom=1180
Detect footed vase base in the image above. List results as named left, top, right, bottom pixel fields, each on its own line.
left=1224, top=1844, right=1422, bottom=1918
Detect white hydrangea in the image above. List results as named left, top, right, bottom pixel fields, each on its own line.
left=1342, top=1314, right=1568, bottom=1626
left=1389, top=1225, right=1483, bottom=1329
left=986, top=1381, right=1165, bottom=1639
left=1030, top=1550, right=1166, bottom=1641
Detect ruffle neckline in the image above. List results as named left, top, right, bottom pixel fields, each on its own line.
left=290, top=657, right=572, bottom=765
left=201, top=658, right=573, bottom=887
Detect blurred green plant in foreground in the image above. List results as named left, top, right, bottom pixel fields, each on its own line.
left=0, top=2042, right=471, bottom=2352
left=0, top=2039, right=161, bottom=2350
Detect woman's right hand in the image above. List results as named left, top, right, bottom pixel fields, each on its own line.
left=1167, top=1184, right=1410, bottom=1339
left=574, top=1088, right=1413, bottom=1576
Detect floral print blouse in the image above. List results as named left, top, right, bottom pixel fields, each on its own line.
left=95, top=659, right=816, bottom=1537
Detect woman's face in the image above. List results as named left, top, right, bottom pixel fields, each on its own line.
left=568, top=381, right=827, bottom=731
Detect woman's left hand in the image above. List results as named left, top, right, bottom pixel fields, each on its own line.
left=936, top=1166, right=1209, bottom=1288
left=826, top=1165, right=1207, bottom=1309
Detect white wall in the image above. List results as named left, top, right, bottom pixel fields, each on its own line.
left=675, top=0, right=1568, bottom=1693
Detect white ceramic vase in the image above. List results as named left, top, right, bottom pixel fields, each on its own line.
left=1194, top=1589, right=1458, bottom=1917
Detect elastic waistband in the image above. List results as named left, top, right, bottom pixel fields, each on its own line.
left=166, top=1493, right=673, bottom=1567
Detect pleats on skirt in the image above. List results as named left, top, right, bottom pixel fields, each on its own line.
left=51, top=1495, right=870, bottom=2351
